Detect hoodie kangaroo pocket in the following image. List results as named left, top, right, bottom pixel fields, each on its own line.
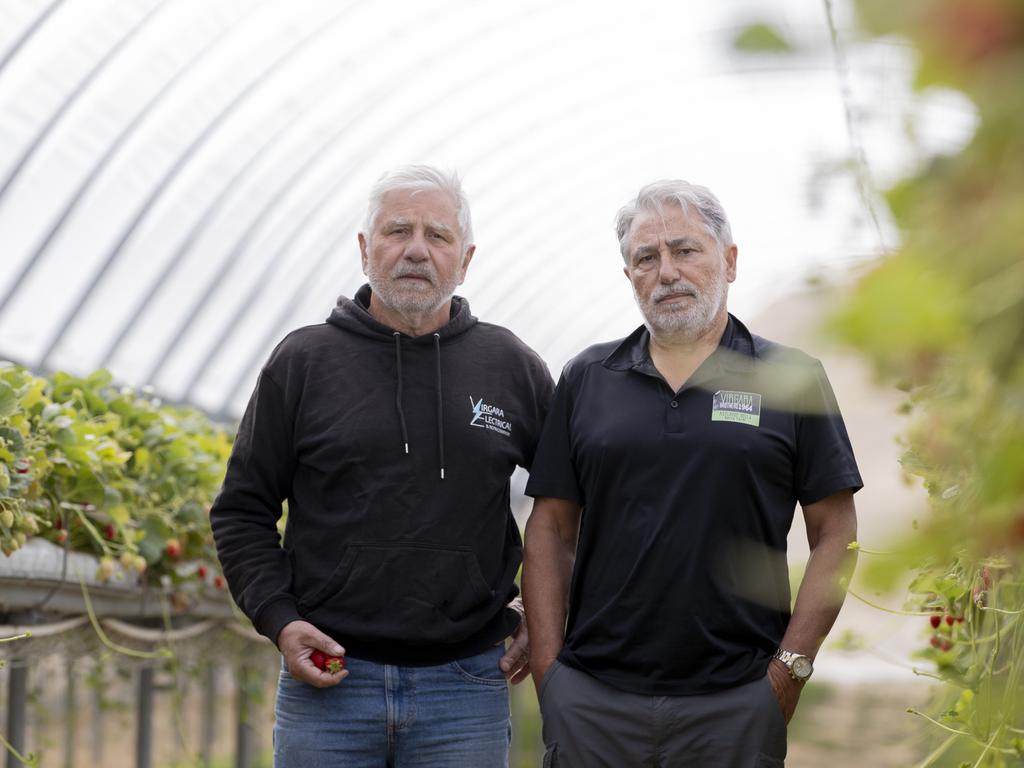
left=298, top=542, right=496, bottom=644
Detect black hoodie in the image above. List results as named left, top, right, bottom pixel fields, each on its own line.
left=210, top=285, right=554, bottom=664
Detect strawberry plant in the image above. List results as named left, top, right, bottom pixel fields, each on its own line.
left=0, top=363, right=233, bottom=586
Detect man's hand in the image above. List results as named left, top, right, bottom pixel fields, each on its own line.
left=277, top=620, right=348, bottom=688
left=500, top=598, right=530, bottom=684
left=766, top=658, right=803, bottom=724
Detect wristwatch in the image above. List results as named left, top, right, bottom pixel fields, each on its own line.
left=773, top=648, right=813, bottom=682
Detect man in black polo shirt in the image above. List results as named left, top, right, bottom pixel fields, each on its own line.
left=523, top=180, right=862, bottom=767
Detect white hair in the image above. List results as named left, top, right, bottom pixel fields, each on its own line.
left=362, top=165, right=474, bottom=246
left=615, top=180, right=732, bottom=261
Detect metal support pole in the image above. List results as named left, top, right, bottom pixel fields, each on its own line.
left=235, top=665, right=255, bottom=768
left=63, top=658, right=76, bottom=768
left=91, top=662, right=104, bottom=767
left=200, top=663, right=217, bottom=767
left=4, top=659, right=28, bottom=768
left=136, top=665, right=155, bottom=768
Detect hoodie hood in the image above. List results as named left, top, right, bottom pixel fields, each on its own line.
left=326, top=284, right=478, bottom=342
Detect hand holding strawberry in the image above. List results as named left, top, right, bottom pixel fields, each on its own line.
left=277, top=620, right=348, bottom=688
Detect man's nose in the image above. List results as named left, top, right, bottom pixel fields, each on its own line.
left=657, top=251, right=680, bottom=283
left=403, top=234, right=429, bottom=261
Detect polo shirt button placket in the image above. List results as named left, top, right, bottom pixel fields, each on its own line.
left=666, top=397, right=685, bottom=433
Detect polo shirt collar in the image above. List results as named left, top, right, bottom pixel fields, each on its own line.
left=602, top=313, right=757, bottom=377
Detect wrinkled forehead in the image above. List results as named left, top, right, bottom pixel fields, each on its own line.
left=628, top=202, right=712, bottom=247
left=375, top=187, right=459, bottom=227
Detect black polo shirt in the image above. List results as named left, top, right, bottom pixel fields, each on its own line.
left=525, top=314, right=862, bottom=695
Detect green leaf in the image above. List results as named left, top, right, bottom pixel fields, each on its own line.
left=69, top=467, right=106, bottom=508
left=0, top=426, right=25, bottom=455
left=0, top=380, right=17, bottom=417
left=732, top=23, right=794, bottom=53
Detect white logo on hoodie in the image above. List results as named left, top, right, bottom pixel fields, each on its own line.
left=469, top=396, right=512, bottom=437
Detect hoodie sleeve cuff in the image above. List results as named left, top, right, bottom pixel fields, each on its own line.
left=254, top=596, right=303, bottom=648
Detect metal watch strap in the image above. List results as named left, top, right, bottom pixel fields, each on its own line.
left=773, top=648, right=813, bottom=680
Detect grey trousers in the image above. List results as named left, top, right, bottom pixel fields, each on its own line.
left=538, top=661, right=787, bottom=768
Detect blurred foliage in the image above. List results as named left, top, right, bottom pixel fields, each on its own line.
left=733, top=22, right=795, bottom=53
left=0, top=362, right=232, bottom=588
left=826, top=0, right=1024, bottom=764
left=738, top=1, right=1023, bottom=763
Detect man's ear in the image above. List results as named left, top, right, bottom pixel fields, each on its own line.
left=358, top=232, right=369, bottom=275
left=458, top=244, right=476, bottom=285
left=725, top=244, right=738, bottom=283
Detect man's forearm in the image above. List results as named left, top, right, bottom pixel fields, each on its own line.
left=523, top=497, right=580, bottom=689
left=780, top=492, right=858, bottom=659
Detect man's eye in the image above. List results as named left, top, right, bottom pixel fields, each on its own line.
left=636, top=254, right=654, bottom=265
left=674, top=248, right=694, bottom=257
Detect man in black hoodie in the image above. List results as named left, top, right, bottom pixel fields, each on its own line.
left=210, top=166, right=553, bottom=766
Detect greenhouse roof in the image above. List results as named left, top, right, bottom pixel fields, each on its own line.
left=0, top=0, right=975, bottom=419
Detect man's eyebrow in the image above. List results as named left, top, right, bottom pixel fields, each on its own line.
left=633, top=243, right=660, bottom=257
left=666, top=236, right=703, bottom=249
left=426, top=221, right=455, bottom=236
left=381, top=216, right=411, bottom=229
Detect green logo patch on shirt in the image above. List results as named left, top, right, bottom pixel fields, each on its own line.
left=711, top=390, right=762, bottom=427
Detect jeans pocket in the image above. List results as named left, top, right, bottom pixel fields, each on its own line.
left=451, top=645, right=507, bottom=685
left=542, top=743, right=559, bottom=768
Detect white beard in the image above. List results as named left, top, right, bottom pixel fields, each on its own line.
left=365, top=257, right=459, bottom=317
left=634, top=268, right=728, bottom=339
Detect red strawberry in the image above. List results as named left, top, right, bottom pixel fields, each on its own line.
left=213, top=575, right=225, bottom=589
left=945, top=615, right=955, bottom=626
left=14, top=459, right=30, bottom=474
left=940, top=639, right=953, bottom=652
left=165, top=539, right=182, bottom=558
left=930, top=615, right=941, bottom=629
left=197, top=565, right=208, bottom=579
left=104, top=523, right=117, bottom=540
left=310, top=650, right=345, bottom=673
left=930, top=636, right=942, bottom=648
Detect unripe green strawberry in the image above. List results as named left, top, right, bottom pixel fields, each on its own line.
left=0, top=509, right=14, bottom=529
left=96, top=557, right=115, bottom=581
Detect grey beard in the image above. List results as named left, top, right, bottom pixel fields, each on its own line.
left=636, top=276, right=727, bottom=338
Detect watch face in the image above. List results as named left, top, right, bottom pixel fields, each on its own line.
left=792, top=656, right=813, bottom=679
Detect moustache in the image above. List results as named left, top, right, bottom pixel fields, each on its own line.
left=651, top=283, right=697, bottom=303
left=393, top=268, right=436, bottom=283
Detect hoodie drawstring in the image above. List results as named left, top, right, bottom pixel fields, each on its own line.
left=434, top=333, right=445, bottom=480
left=392, top=331, right=446, bottom=481
left=393, top=333, right=410, bottom=454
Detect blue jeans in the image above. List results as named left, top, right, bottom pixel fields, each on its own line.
left=273, top=645, right=511, bottom=767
